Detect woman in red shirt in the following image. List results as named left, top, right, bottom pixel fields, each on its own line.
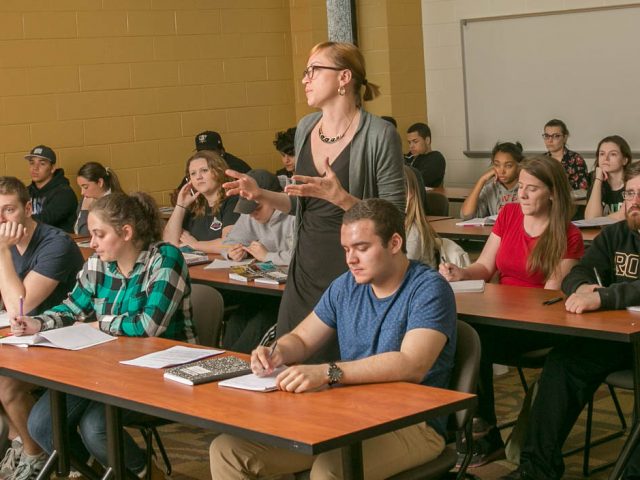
left=440, top=155, right=584, bottom=466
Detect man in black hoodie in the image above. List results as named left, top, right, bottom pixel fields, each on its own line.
left=503, top=161, right=640, bottom=480
left=25, top=145, right=77, bottom=233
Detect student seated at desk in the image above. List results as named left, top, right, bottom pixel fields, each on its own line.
left=404, top=122, right=446, bottom=188
left=440, top=155, right=584, bottom=467
left=74, top=162, right=123, bottom=235
left=584, top=135, right=631, bottom=220
left=210, top=199, right=456, bottom=479
left=502, top=161, right=640, bottom=480
left=13, top=192, right=195, bottom=480
left=404, top=166, right=469, bottom=268
left=164, top=150, right=239, bottom=254
left=0, top=177, right=83, bottom=480
left=460, top=141, right=523, bottom=220
left=221, top=169, right=294, bottom=353
left=543, top=118, right=589, bottom=191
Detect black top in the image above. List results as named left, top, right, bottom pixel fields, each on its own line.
left=562, top=220, right=640, bottom=310
left=28, top=169, right=78, bottom=233
left=277, top=139, right=351, bottom=362
left=587, top=172, right=624, bottom=216
left=182, top=196, right=240, bottom=241
left=405, top=151, right=446, bottom=187
left=276, top=168, right=294, bottom=178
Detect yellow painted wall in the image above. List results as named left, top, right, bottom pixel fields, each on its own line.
left=0, top=0, right=301, bottom=205
left=0, top=1, right=425, bottom=204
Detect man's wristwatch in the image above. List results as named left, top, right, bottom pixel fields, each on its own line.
left=327, top=362, right=343, bottom=386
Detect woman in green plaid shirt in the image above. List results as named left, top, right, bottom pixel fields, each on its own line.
left=16, top=191, right=196, bottom=479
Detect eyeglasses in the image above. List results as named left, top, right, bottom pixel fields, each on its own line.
left=542, top=133, right=565, bottom=140
left=622, top=190, right=640, bottom=201
left=301, top=65, right=343, bottom=80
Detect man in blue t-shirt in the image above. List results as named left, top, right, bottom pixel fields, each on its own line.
left=210, top=198, right=457, bottom=479
left=0, top=177, right=84, bottom=480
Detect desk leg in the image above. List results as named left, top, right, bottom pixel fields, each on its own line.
left=37, top=391, right=69, bottom=480
left=102, top=405, right=125, bottom=480
left=341, top=443, right=363, bottom=480
left=608, top=339, right=640, bottom=480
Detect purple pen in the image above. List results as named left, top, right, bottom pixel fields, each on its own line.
left=19, top=296, right=23, bottom=317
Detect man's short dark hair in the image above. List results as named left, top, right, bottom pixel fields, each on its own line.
left=407, top=122, right=431, bottom=140
left=273, top=127, right=296, bottom=156
left=625, top=161, right=640, bottom=184
left=343, top=199, right=406, bottom=254
left=0, top=177, right=30, bottom=206
left=381, top=116, right=397, bottom=128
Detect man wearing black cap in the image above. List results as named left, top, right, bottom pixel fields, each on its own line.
left=194, top=131, right=252, bottom=173
left=25, top=145, right=78, bottom=233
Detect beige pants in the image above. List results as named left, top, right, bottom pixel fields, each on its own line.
left=209, top=422, right=445, bottom=480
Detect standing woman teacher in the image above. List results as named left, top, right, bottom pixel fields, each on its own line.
left=225, top=42, right=405, bottom=358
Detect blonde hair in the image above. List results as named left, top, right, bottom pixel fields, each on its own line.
left=310, top=41, right=380, bottom=107
left=521, top=155, right=575, bottom=280
left=184, top=150, right=229, bottom=218
left=404, top=166, right=439, bottom=268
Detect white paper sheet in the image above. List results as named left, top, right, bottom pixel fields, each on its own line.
left=120, top=346, right=224, bottom=368
left=218, top=367, right=286, bottom=392
left=204, top=259, right=253, bottom=270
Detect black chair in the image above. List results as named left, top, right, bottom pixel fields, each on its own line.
left=129, top=284, right=225, bottom=479
left=425, top=191, right=450, bottom=216
left=579, top=369, right=629, bottom=476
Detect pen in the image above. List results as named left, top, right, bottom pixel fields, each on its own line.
left=593, top=267, right=604, bottom=287
left=542, top=296, right=563, bottom=306
left=269, top=341, right=278, bottom=358
left=19, top=295, right=23, bottom=317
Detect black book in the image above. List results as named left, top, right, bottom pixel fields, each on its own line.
left=163, top=356, right=251, bottom=386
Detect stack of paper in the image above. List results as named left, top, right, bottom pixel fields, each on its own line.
left=120, top=346, right=223, bottom=368
left=455, top=215, right=497, bottom=227
left=572, top=217, right=618, bottom=228
left=218, top=367, right=285, bottom=392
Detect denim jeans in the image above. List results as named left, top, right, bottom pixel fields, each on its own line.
left=28, top=390, right=147, bottom=475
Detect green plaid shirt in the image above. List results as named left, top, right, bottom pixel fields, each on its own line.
left=36, top=242, right=196, bottom=343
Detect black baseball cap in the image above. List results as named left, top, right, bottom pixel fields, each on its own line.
left=234, top=170, right=282, bottom=214
left=195, top=131, right=224, bottom=152
left=25, top=145, right=56, bottom=164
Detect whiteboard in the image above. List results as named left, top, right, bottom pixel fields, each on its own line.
left=461, top=5, right=640, bottom=156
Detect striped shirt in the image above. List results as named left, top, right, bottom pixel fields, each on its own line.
left=36, top=242, right=196, bottom=343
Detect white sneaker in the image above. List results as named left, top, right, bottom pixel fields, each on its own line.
left=0, top=440, right=23, bottom=479
left=7, top=451, right=47, bottom=480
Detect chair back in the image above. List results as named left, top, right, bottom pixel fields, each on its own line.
left=425, top=191, right=449, bottom=216
left=450, top=320, right=481, bottom=429
left=190, top=283, right=224, bottom=347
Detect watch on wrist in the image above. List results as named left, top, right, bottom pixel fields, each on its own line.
left=327, top=362, right=343, bottom=386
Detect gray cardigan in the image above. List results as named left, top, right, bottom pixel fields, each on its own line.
left=292, top=110, right=406, bottom=231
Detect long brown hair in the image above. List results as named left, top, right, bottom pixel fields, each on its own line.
left=521, top=155, right=575, bottom=279
left=309, top=41, right=380, bottom=107
left=404, top=166, right=439, bottom=268
left=184, top=150, right=229, bottom=218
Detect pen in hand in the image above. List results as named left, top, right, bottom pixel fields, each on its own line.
left=542, top=296, right=563, bottom=306
left=593, top=267, right=604, bottom=287
left=19, top=295, right=23, bottom=317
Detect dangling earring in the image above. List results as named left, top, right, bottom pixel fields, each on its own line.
left=338, top=86, right=345, bottom=96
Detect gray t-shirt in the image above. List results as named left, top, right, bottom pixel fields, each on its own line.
left=11, top=223, right=84, bottom=315
left=464, top=180, right=518, bottom=219
left=314, top=261, right=457, bottom=435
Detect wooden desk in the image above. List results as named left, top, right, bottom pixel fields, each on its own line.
left=431, top=218, right=602, bottom=244
left=426, top=215, right=453, bottom=222
left=78, top=247, right=285, bottom=297
left=0, top=337, right=475, bottom=480
left=455, top=283, right=640, bottom=479
left=431, top=187, right=470, bottom=202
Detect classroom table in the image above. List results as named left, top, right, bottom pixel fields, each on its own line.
left=431, top=218, right=602, bottom=243
left=78, top=246, right=286, bottom=297
left=455, top=283, right=640, bottom=478
left=426, top=215, right=453, bottom=222
left=0, top=337, right=475, bottom=480
left=431, top=187, right=471, bottom=202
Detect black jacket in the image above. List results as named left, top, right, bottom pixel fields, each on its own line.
left=405, top=151, right=446, bottom=188
left=28, top=169, right=78, bottom=233
left=562, top=220, right=640, bottom=309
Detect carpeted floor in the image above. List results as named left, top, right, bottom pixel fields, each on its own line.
left=142, top=367, right=633, bottom=479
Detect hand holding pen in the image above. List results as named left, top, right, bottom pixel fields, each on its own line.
left=251, top=341, right=281, bottom=377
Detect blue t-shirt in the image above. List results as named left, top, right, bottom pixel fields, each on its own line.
left=11, top=223, right=84, bottom=315
left=314, top=260, right=457, bottom=435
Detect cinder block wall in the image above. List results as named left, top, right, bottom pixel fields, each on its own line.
left=0, top=0, right=303, bottom=205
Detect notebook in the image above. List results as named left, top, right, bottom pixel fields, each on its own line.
left=448, top=280, right=486, bottom=293
left=455, top=215, right=497, bottom=227
left=163, top=356, right=251, bottom=385
left=0, top=323, right=116, bottom=350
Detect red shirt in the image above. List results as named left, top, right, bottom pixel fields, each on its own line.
left=492, top=203, right=584, bottom=287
